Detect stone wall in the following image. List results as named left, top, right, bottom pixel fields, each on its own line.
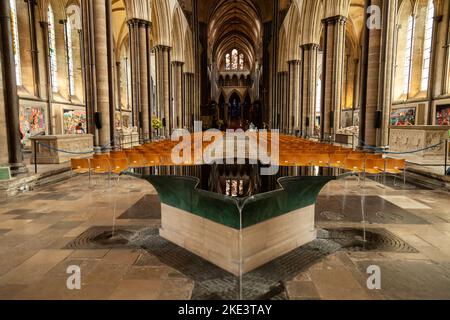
left=389, top=126, right=450, bottom=165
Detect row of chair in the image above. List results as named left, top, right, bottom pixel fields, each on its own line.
left=70, top=158, right=129, bottom=178
left=70, top=133, right=407, bottom=186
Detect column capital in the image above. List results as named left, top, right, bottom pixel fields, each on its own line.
left=172, top=61, right=185, bottom=67
left=322, top=15, right=347, bottom=25
left=127, top=18, right=151, bottom=28
left=300, top=43, right=320, bottom=51
left=287, top=59, right=301, bottom=65
left=153, top=45, right=172, bottom=53
left=278, top=71, right=288, bottom=76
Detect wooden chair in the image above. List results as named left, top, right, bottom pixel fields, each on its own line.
left=110, top=151, right=127, bottom=159
left=127, top=153, right=146, bottom=168
left=110, top=158, right=129, bottom=184
left=385, top=158, right=407, bottom=186
left=294, top=154, right=312, bottom=167
left=89, top=158, right=112, bottom=186
left=93, top=153, right=110, bottom=161
left=70, top=158, right=91, bottom=183
left=329, top=154, right=347, bottom=169
left=70, top=158, right=90, bottom=175
left=110, top=158, right=129, bottom=175
left=310, top=154, right=330, bottom=167
left=364, top=158, right=384, bottom=183
left=143, top=153, right=161, bottom=166
left=344, top=158, right=365, bottom=184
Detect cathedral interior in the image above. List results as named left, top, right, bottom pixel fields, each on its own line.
left=0, top=0, right=450, bottom=302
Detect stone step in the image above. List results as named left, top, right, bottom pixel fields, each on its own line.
left=406, top=170, right=449, bottom=191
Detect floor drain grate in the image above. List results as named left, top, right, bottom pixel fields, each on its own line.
left=65, top=226, right=341, bottom=300
left=318, top=228, right=418, bottom=253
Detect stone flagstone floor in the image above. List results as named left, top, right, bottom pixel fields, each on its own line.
left=0, top=174, right=449, bottom=300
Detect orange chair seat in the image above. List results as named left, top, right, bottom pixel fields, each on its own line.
left=72, top=168, right=90, bottom=174
left=365, top=168, right=382, bottom=174
left=386, top=168, right=403, bottom=174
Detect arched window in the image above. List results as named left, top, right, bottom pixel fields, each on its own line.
left=402, top=15, right=414, bottom=95
left=225, top=49, right=245, bottom=71
left=225, top=54, right=231, bottom=70
left=65, top=19, right=75, bottom=96
left=239, top=54, right=244, bottom=70
left=421, top=0, right=434, bottom=91
left=48, top=5, right=58, bottom=92
left=9, top=0, right=21, bottom=85
left=231, top=49, right=238, bottom=70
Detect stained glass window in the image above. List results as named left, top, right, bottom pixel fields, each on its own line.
left=421, top=0, right=434, bottom=91
left=225, top=54, right=231, bottom=70
left=225, top=50, right=245, bottom=71
left=402, top=15, right=414, bottom=95
left=231, top=49, right=238, bottom=70
left=48, top=5, right=58, bottom=92
left=9, top=0, right=21, bottom=85
left=66, top=19, right=75, bottom=95
left=239, top=54, right=244, bottom=70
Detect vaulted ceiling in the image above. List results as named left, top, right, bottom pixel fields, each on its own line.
left=208, top=0, right=265, bottom=70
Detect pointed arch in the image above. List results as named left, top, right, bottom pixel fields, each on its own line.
left=284, top=2, right=302, bottom=61
left=278, top=25, right=288, bottom=72
left=300, top=0, right=323, bottom=45
left=184, top=28, right=194, bottom=73
left=171, top=4, right=185, bottom=62
left=152, top=0, right=172, bottom=46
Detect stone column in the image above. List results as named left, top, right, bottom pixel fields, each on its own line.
left=183, top=72, right=188, bottom=128
left=281, top=71, right=288, bottom=133
left=172, top=61, right=184, bottom=129
left=39, top=21, right=54, bottom=135
left=128, top=19, right=151, bottom=141
left=0, top=47, right=8, bottom=165
left=276, top=71, right=288, bottom=132
left=380, top=0, right=397, bottom=145
left=321, top=15, right=346, bottom=138
left=0, top=0, right=26, bottom=172
left=192, top=0, right=201, bottom=122
left=105, top=0, right=116, bottom=147
left=27, top=0, right=40, bottom=97
left=274, top=72, right=282, bottom=128
left=442, top=0, right=450, bottom=95
left=188, top=72, right=195, bottom=129
left=301, top=43, right=320, bottom=137
left=288, top=60, right=301, bottom=133
left=154, top=45, right=172, bottom=136
left=82, top=0, right=112, bottom=149
left=360, top=0, right=395, bottom=147
left=270, top=0, right=280, bottom=126
left=94, top=0, right=112, bottom=148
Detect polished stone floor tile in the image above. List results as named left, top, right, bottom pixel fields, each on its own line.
left=0, top=175, right=449, bottom=300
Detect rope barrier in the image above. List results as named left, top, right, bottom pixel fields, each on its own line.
left=36, top=139, right=115, bottom=155
left=34, top=133, right=444, bottom=157
left=352, top=134, right=444, bottom=155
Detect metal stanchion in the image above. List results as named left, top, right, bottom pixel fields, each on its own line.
left=34, top=140, right=38, bottom=174
left=445, top=139, right=449, bottom=176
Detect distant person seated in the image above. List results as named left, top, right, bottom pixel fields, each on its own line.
left=75, top=122, right=85, bottom=134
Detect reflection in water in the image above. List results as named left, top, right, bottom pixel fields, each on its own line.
left=131, top=159, right=341, bottom=197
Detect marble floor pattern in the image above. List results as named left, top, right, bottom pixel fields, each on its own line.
left=0, top=174, right=449, bottom=300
